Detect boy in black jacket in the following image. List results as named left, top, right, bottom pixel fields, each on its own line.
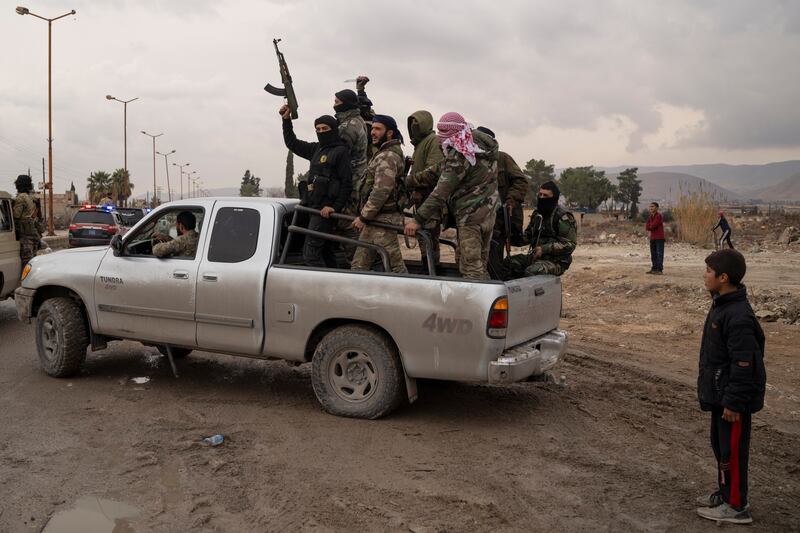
left=696, top=249, right=766, bottom=524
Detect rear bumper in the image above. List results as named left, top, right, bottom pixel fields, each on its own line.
left=488, top=329, right=569, bottom=384
left=14, top=287, right=36, bottom=321
left=69, top=237, right=111, bottom=248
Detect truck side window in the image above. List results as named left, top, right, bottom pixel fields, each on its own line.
left=207, top=207, right=260, bottom=263
left=0, top=200, right=12, bottom=232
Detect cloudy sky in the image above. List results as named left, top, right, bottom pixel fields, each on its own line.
left=1, top=0, right=798, bottom=199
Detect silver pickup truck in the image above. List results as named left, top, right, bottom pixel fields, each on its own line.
left=15, top=198, right=568, bottom=418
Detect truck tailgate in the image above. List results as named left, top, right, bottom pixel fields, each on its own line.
left=505, top=275, right=562, bottom=348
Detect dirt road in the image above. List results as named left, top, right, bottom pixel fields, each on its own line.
left=1, top=240, right=798, bottom=532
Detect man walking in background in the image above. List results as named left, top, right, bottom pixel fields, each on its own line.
left=646, top=202, right=665, bottom=274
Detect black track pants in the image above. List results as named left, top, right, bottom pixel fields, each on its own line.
left=710, top=407, right=751, bottom=510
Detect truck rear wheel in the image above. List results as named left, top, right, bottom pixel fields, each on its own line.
left=311, top=324, right=405, bottom=419
left=35, top=297, right=88, bottom=378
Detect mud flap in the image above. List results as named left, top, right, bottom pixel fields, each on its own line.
left=404, top=371, right=418, bottom=404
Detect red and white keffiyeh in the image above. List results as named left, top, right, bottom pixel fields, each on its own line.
left=436, top=111, right=483, bottom=166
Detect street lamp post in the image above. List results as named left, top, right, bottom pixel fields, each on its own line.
left=16, top=5, right=76, bottom=236
left=156, top=150, right=176, bottom=202
left=186, top=171, right=197, bottom=198
left=106, top=95, right=138, bottom=206
left=141, top=131, right=163, bottom=208
left=172, top=162, right=190, bottom=200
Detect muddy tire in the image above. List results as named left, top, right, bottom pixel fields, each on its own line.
left=311, top=324, right=406, bottom=419
left=157, top=346, right=192, bottom=359
left=35, top=297, right=88, bottom=378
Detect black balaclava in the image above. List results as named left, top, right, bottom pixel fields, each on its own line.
left=314, top=115, right=340, bottom=146
left=334, top=89, right=358, bottom=113
left=15, top=174, right=33, bottom=194
left=537, top=180, right=560, bottom=215
left=476, top=126, right=496, bottom=139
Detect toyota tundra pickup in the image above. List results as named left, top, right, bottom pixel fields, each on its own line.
left=15, top=198, right=568, bottom=418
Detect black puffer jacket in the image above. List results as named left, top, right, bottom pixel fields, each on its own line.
left=283, top=120, right=352, bottom=212
left=698, top=286, right=766, bottom=413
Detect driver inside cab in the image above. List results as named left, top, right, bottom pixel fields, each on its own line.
left=153, top=211, right=199, bottom=258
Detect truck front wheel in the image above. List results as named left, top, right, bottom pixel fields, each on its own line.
left=35, top=297, right=88, bottom=377
left=312, top=324, right=406, bottom=419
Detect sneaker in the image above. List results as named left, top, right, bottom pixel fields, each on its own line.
left=696, top=491, right=724, bottom=507
left=653, top=270, right=663, bottom=275
left=697, top=503, right=753, bottom=524
left=646, top=270, right=655, bottom=274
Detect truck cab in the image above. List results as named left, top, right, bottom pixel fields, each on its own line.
left=0, top=190, right=21, bottom=300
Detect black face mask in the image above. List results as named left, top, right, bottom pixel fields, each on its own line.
left=537, top=195, right=558, bottom=214
left=408, top=119, right=421, bottom=144
left=317, top=130, right=339, bottom=146
left=334, top=103, right=356, bottom=114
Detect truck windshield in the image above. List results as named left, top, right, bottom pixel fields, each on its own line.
left=73, top=211, right=115, bottom=225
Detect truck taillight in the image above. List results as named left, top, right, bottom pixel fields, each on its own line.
left=487, top=297, right=508, bottom=338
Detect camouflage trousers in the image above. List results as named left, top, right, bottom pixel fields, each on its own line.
left=351, top=212, right=408, bottom=274
left=502, top=254, right=566, bottom=279
left=19, top=237, right=38, bottom=269
left=336, top=217, right=359, bottom=264
left=456, top=216, right=494, bottom=280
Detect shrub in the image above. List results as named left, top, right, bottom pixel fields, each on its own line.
left=673, top=192, right=718, bottom=245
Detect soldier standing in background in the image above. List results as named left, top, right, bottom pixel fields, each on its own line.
left=351, top=115, right=407, bottom=274
left=334, top=88, right=369, bottom=261
left=501, top=181, right=577, bottom=278
left=12, top=175, right=40, bottom=270
left=405, top=110, right=445, bottom=273
left=404, top=112, right=499, bottom=280
left=475, top=126, right=529, bottom=277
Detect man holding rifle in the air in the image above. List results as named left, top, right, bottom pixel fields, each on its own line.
left=500, top=180, right=577, bottom=279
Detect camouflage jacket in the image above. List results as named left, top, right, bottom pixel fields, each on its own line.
left=413, top=129, right=499, bottom=227
left=497, top=151, right=528, bottom=205
left=13, top=192, right=39, bottom=238
left=525, top=206, right=577, bottom=267
left=336, top=108, right=369, bottom=182
left=153, top=230, right=200, bottom=258
left=358, top=139, right=405, bottom=220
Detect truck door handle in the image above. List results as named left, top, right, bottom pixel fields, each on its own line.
left=202, top=273, right=218, bottom=282
left=173, top=270, right=189, bottom=279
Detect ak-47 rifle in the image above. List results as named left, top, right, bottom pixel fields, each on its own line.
left=264, top=38, right=299, bottom=119
left=503, top=202, right=512, bottom=256
left=528, top=213, right=544, bottom=258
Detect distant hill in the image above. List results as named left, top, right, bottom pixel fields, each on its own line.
left=750, top=172, right=800, bottom=202
left=598, top=160, right=800, bottom=196
left=623, top=172, right=741, bottom=205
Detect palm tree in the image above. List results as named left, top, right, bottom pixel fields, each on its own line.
left=111, top=168, right=134, bottom=206
left=86, top=171, right=112, bottom=203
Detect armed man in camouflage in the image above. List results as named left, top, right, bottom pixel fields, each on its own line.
left=404, top=112, right=499, bottom=280
left=351, top=115, right=407, bottom=274
left=334, top=88, right=370, bottom=261
left=476, top=126, right=529, bottom=277
left=501, top=181, right=577, bottom=278
left=13, top=175, right=40, bottom=269
left=153, top=211, right=200, bottom=258
left=406, top=110, right=445, bottom=273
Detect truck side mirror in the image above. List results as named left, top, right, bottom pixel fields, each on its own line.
left=110, top=234, right=123, bottom=256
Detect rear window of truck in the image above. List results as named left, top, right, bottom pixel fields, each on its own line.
left=207, top=207, right=260, bottom=263
left=73, top=211, right=115, bottom=225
